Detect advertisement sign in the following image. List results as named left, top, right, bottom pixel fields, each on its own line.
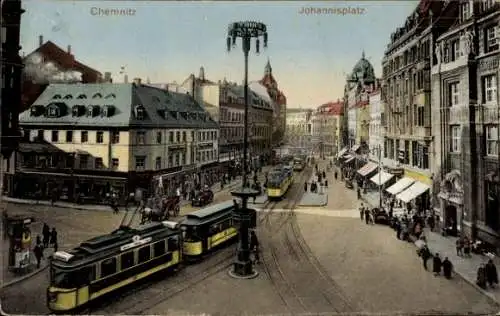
left=14, top=250, right=30, bottom=269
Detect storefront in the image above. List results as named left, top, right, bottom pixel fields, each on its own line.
left=402, top=169, right=432, bottom=213
left=437, top=170, right=464, bottom=234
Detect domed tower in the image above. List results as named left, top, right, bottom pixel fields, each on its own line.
left=349, top=51, right=376, bottom=84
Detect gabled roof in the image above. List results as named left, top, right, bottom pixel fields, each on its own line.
left=317, top=101, right=344, bottom=115
left=26, top=41, right=101, bottom=77
left=20, top=83, right=218, bottom=129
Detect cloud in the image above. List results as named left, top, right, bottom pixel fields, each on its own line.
left=24, top=53, right=82, bottom=84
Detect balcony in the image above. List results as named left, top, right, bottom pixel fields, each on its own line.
left=448, top=105, right=469, bottom=125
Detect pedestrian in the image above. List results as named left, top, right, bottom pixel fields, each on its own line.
left=359, top=203, right=365, bottom=221
left=421, top=245, right=431, bottom=270
left=322, top=171, right=326, bottom=179
left=486, top=259, right=498, bottom=288
left=433, top=253, right=442, bottom=276
left=463, top=237, right=471, bottom=257
left=304, top=182, right=308, bottom=192
left=250, top=230, right=260, bottom=264
left=364, top=208, right=370, bottom=225
left=324, top=180, right=328, bottom=188
left=442, top=257, right=453, bottom=279
left=395, top=221, right=402, bottom=239
left=50, top=227, right=58, bottom=252
left=456, top=237, right=463, bottom=256
left=477, top=263, right=487, bottom=289
left=33, top=243, right=44, bottom=269
left=42, top=223, right=50, bottom=248
left=36, top=234, right=42, bottom=246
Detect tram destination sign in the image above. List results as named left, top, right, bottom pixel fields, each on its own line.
left=120, top=236, right=152, bottom=251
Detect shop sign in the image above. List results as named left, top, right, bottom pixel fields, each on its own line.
left=388, top=168, right=404, bottom=176
left=404, top=169, right=432, bottom=185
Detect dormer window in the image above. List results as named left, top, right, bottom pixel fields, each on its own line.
left=170, top=111, right=178, bottom=119
left=92, top=93, right=102, bottom=99
left=53, top=94, right=61, bottom=99
left=64, top=94, right=73, bottom=99
left=104, top=93, right=116, bottom=99
left=77, top=94, right=87, bottom=99
left=135, top=105, right=145, bottom=120
left=180, top=112, right=188, bottom=120
left=72, top=105, right=85, bottom=117
left=101, top=105, right=115, bottom=117
left=87, top=105, right=100, bottom=117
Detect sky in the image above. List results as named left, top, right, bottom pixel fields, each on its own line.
left=20, top=0, right=419, bottom=109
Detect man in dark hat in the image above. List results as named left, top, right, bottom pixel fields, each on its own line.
left=442, top=257, right=453, bottom=279
left=433, top=253, right=442, bottom=276
left=486, top=259, right=498, bottom=288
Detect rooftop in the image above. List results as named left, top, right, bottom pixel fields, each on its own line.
left=20, top=83, right=218, bottom=129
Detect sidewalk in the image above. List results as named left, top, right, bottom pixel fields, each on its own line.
left=2, top=240, right=54, bottom=289
left=1, top=179, right=243, bottom=213
left=361, top=193, right=500, bottom=305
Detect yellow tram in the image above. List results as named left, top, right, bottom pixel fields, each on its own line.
left=46, top=221, right=182, bottom=312
left=267, top=166, right=293, bottom=199
left=180, top=201, right=239, bottom=259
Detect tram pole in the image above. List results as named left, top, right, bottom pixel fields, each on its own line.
left=226, top=21, right=268, bottom=279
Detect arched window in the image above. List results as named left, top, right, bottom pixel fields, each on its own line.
left=53, top=94, right=61, bottom=99
left=105, top=93, right=116, bottom=99
left=64, top=94, right=73, bottom=99
left=92, top=93, right=102, bottom=99
left=77, top=94, right=87, bottom=99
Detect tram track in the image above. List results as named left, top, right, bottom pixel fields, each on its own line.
left=259, top=166, right=358, bottom=314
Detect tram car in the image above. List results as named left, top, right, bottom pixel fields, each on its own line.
left=267, top=167, right=293, bottom=199
left=181, top=200, right=251, bottom=260
left=47, top=221, right=182, bottom=312
left=292, top=157, right=306, bottom=171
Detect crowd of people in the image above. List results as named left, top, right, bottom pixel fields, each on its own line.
left=33, top=223, right=58, bottom=269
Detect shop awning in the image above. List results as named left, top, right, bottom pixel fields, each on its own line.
left=350, top=144, right=360, bottom=152
left=386, top=177, right=415, bottom=195
left=370, top=171, right=394, bottom=186
left=396, top=181, right=430, bottom=203
left=337, top=147, right=348, bottom=158
left=357, top=162, right=378, bottom=177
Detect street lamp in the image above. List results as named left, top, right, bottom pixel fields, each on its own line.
left=226, top=21, right=268, bottom=279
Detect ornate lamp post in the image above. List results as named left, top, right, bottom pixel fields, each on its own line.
left=226, top=21, right=268, bottom=278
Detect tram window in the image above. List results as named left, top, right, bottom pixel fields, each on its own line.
left=182, top=226, right=200, bottom=242
left=100, top=257, right=117, bottom=278
left=153, top=240, right=166, bottom=257
left=50, top=267, right=73, bottom=288
left=167, top=236, right=179, bottom=251
left=138, top=246, right=151, bottom=263
left=74, top=266, right=95, bottom=286
left=120, top=251, right=135, bottom=270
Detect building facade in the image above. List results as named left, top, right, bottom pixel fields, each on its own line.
left=312, top=101, right=343, bottom=157
left=260, top=59, right=287, bottom=146
left=431, top=0, right=500, bottom=245
left=368, top=90, right=385, bottom=162
left=16, top=81, right=218, bottom=203
left=285, top=108, right=313, bottom=149
left=343, top=52, right=377, bottom=152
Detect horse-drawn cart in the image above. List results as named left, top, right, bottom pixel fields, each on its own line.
left=140, top=196, right=180, bottom=224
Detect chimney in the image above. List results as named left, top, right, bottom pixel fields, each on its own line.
left=124, top=74, right=129, bottom=83
left=104, top=72, right=112, bottom=83
left=133, top=77, right=142, bottom=85
left=39, top=35, right=43, bottom=47
left=67, top=45, right=71, bottom=54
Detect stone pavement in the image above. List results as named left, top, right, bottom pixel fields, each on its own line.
left=361, top=191, right=500, bottom=305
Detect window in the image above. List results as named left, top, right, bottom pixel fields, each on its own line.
left=176, top=131, right=180, bottom=142
left=486, top=125, right=498, bottom=156
left=120, top=252, right=135, bottom=270
left=81, top=131, right=88, bottom=143
left=461, top=2, right=470, bottom=22
left=486, top=25, right=499, bottom=53
left=111, top=131, right=120, bottom=144
left=138, top=246, right=151, bottom=264
left=483, top=75, right=497, bottom=104
left=169, top=132, right=174, bottom=142
left=137, top=131, right=146, bottom=144
left=182, top=131, right=186, bottom=142
left=450, top=82, right=460, bottom=106
left=191, top=131, right=195, bottom=141
left=482, top=0, right=495, bottom=11
left=417, top=107, right=425, bottom=127
left=452, top=40, right=460, bottom=61
left=79, top=155, right=89, bottom=169
left=153, top=241, right=166, bottom=257
left=156, top=132, right=162, bottom=144
left=136, top=106, right=145, bottom=120
left=37, top=130, right=44, bottom=141
left=135, top=156, right=146, bottom=170
left=485, top=180, right=500, bottom=230
left=51, top=131, right=59, bottom=142
left=48, top=106, right=58, bottom=117
left=95, top=157, right=103, bottom=169
left=111, top=158, right=119, bottom=169
left=96, top=131, right=104, bottom=143
left=168, top=236, right=180, bottom=251
left=155, top=157, right=161, bottom=170
left=65, top=131, right=73, bottom=143
left=451, top=125, right=461, bottom=152
left=100, top=257, right=117, bottom=278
